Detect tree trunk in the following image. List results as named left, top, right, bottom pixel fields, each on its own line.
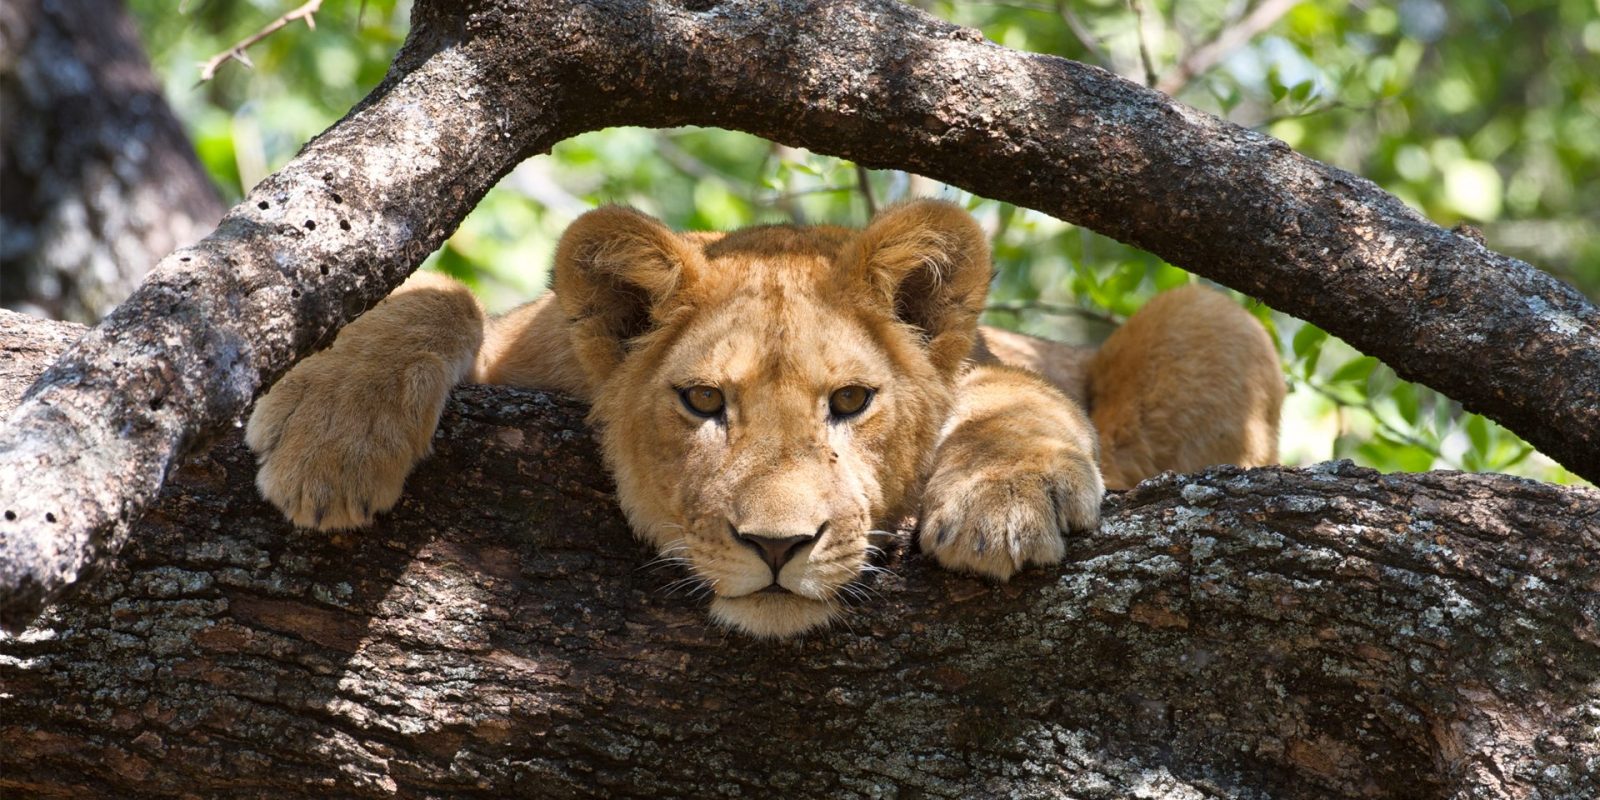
left=1, top=312, right=1596, bottom=799
left=2, top=0, right=1598, bottom=635
left=0, top=0, right=225, bottom=322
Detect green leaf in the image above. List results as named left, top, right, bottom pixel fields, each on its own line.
left=1210, top=81, right=1242, bottom=113
left=431, top=243, right=479, bottom=289
left=1267, top=66, right=1288, bottom=102
left=994, top=202, right=1018, bottom=232
left=1464, top=415, right=1490, bottom=457
left=1292, top=324, right=1328, bottom=359
left=1495, top=444, right=1535, bottom=471
left=1393, top=383, right=1420, bottom=426
left=1330, top=356, right=1379, bottom=385
left=1151, top=263, right=1191, bottom=291
left=1362, top=436, right=1436, bottom=472
left=1106, top=264, right=1145, bottom=302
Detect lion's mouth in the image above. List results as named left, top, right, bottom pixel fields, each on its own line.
left=725, top=582, right=794, bottom=598
left=708, top=592, right=838, bottom=638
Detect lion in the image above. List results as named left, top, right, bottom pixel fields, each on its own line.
left=246, top=200, right=1283, bottom=637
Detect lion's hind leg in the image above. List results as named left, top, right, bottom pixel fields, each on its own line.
left=1086, top=285, right=1284, bottom=490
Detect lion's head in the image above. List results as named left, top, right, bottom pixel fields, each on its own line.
left=551, top=200, right=991, bottom=637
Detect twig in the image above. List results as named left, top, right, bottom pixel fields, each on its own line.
left=1295, top=374, right=1449, bottom=466
left=758, top=185, right=859, bottom=202
left=653, top=134, right=752, bottom=187
left=1157, top=0, right=1298, bottom=95
left=197, top=0, right=324, bottom=83
left=854, top=163, right=878, bottom=219
left=1054, top=1, right=1111, bottom=66
left=767, top=144, right=815, bottom=225
left=985, top=300, right=1124, bottom=327
left=1249, top=99, right=1355, bottom=128
left=1126, top=0, right=1159, bottom=87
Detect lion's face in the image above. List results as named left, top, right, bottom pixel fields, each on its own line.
left=600, top=262, right=951, bottom=636
left=553, top=201, right=991, bottom=637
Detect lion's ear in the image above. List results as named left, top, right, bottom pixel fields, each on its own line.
left=552, top=206, right=700, bottom=378
left=845, top=199, right=992, bottom=376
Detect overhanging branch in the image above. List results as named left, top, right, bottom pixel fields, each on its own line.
left=1, top=0, right=1596, bottom=638
left=581, top=0, right=1599, bottom=476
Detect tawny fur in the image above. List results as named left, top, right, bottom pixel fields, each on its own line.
left=248, top=200, right=1283, bottom=637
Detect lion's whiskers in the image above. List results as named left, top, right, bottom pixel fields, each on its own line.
left=638, top=540, right=693, bottom=575
left=639, top=557, right=692, bottom=577
left=853, top=582, right=882, bottom=601
left=660, top=574, right=713, bottom=598
left=641, top=548, right=689, bottom=564
left=866, top=528, right=908, bottom=548
left=826, top=602, right=859, bottom=635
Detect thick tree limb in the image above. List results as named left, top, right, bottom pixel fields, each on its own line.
left=0, top=0, right=225, bottom=321
left=1, top=314, right=1596, bottom=798
left=1, top=0, right=1596, bottom=637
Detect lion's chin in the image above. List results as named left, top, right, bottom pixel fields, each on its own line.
left=708, top=593, right=839, bottom=638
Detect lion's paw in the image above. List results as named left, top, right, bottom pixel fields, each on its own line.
left=917, top=441, right=1103, bottom=581
left=245, top=353, right=453, bottom=531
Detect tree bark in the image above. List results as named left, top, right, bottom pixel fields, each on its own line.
left=1, top=312, right=1596, bottom=799
left=0, top=0, right=1595, bottom=656
left=0, top=0, right=224, bottom=322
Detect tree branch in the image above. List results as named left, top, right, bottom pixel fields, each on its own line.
left=197, top=0, right=324, bottom=83
left=1054, top=0, right=1111, bottom=67
left=1, top=312, right=1595, bottom=798
left=854, top=162, right=878, bottom=217
left=1156, top=0, right=1298, bottom=95
left=1, top=0, right=226, bottom=321
left=1126, top=0, right=1160, bottom=86
left=2, top=0, right=1596, bottom=640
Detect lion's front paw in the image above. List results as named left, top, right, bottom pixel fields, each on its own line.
left=917, top=441, right=1103, bottom=581
left=245, top=354, right=453, bottom=531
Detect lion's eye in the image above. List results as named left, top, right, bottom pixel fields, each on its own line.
left=679, top=385, right=725, bottom=418
left=828, top=385, right=874, bottom=419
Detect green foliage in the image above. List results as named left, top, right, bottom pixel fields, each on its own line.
left=129, top=0, right=1593, bottom=483
left=133, top=0, right=409, bottom=198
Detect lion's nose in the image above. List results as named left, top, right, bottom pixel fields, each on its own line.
left=731, top=522, right=827, bottom=577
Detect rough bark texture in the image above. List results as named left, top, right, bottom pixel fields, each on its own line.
left=0, top=0, right=224, bottom=322
left=1, top=313, right=1596, bottom=799
left=0, top=0, right=1596, bottom=651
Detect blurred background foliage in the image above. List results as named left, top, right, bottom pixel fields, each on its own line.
left=129, top=0, right=1596, bottom=484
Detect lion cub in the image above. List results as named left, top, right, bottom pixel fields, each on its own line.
left=247, top=200, right=1283, bottom=637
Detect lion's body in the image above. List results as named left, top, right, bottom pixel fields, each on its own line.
left=248, top=201, right=1283, bottom=637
